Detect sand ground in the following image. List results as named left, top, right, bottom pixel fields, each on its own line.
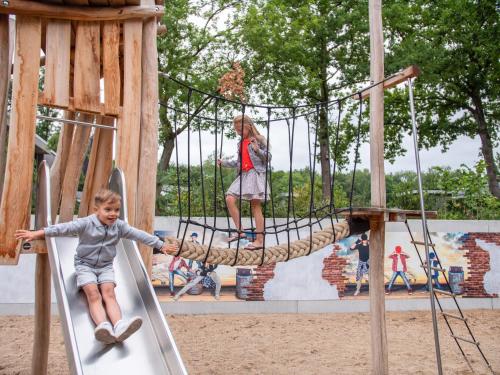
left=1, top=310, right=499, bottom=375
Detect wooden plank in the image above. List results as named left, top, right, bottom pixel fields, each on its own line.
left=0, top=16, right=41, bottom=265
left=116, top=20, right=142, bottom=225
left=361, top=65, right=421, bottom=99
left=73, top=21, right=101, bottom=113
left=49, top=111, right=75, bottom=221
left=88, top=0, right=109, bottom=6
left=368, top=0, right=388, bottom=374
left=108, top=0, right=126, bottom=6
left=78, top=117, right=114, bottom=217
left=31, top=254, right=51, bottom=375
left=58, top=113, right=92, bottom=222
left=136, top=13, right=158, bottom=275
left=103, top=21, right=121, bottom=116
left=0, top=15, right=13, bottom=201
left=0, top=0, right=164, bottom=20
left=43, top=20, right=71, bottom=108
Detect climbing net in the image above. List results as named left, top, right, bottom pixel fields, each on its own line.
left=158, top=73, right=374, bottom=266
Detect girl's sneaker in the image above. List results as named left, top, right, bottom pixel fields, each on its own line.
left=94, top=322, right=115, bottom=344
left=114, top=317, right=143, bottom=343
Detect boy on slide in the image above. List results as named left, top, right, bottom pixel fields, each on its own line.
left=15, top=189, right=177, bottom=345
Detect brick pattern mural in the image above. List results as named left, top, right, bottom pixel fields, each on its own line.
left=322, top=244, right=349, bottom=297
left=461, top=233, right=500, bottom=298
left=245, top=263, right=276, bottom=301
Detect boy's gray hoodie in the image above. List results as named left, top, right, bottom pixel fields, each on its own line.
left=44, top=214, right=164, bottom=268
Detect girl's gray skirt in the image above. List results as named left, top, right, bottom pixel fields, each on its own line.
left=226, top=169, right=270, bottom=201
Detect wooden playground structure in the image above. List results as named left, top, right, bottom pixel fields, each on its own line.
left=0, top=1, right=429, bottom=375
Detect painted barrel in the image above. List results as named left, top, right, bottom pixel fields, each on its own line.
left=236, top=268, right=253, bottom=300
left=448, top=266, right=464, bottom=295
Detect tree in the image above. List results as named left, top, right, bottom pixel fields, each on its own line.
left=384, top=0, right=500, bottom=197
left=232, top=0, right=370, bottom=200
left=157, top=0, right=238, bottom=200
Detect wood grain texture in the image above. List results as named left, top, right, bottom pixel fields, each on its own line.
left=103, top=21, right=121, bottom=116
left=136, top=14, right=159, bottom=275
left=73, top=21, right=100, bottom=113
left=43, top=20, right=71, bottom=107
left=58, top=113, right=92, bottom=223
left=49, top=111, right=75, bottom=222
left=78, top=117, right=114, bottom=217
left=116, top=20, right=142, bottom=225
left=0, top=16, right=41, bottom=265
left=0, top=0, right=164, bottom=20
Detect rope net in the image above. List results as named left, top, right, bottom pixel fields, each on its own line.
left=158, top=72, right=367, bottom=266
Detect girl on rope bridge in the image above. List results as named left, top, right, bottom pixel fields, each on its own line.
left=217, top=114, right=271, bottom=250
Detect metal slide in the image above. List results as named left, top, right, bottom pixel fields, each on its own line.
left=37, top=162, right=187, bottom=375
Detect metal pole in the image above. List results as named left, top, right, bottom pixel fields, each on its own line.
left=36, top=115, right=117, bottom=130
left=408, top=77, right=443, bottom=375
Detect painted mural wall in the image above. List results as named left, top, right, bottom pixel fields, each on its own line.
left=150, top=219, right=499, bottom=301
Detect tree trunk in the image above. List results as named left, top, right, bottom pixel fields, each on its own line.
left=156, top=133, right=175, bottom=199
left=470, top=93, right=500, bottom=198
left=318, top=36, right=331, bottom=202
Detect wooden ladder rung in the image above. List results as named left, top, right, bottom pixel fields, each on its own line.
left=451, top=334, right=479, bottom=346
left=434, top=289, right=455, bottom=297
left=441, top=312, right=467, bottom=322
left=411, top=240, right=436, bottom=247
left=420, top=265, right=446, bottom=272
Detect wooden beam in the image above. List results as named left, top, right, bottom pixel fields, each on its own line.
left=78, top=117, right=114, bottom=217
left=32, top=254, right=51, bottom=375
left=136, top=12, right=159, bottom=275
left=103, top=22, right=121, bottom=116
left=368, top=0, right=388, bottom=374
left=0, top=0, right=164, bottom=21
left=116, top=20, right=142, bottom=225
left=50, top=112, right=75, bottom=221
left=0, top=15, right=13, bottom=201
left=0, top=16, right=41, bottom=265
left=58, top=113, right=92, bottom=222
left=73, top=21, right=101, bottom=113
left=360, top=65, right=421, bottom=99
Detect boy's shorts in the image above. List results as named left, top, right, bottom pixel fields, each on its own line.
left=75, top=263, right=115, bottom=289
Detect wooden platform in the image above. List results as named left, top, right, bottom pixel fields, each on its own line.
left=338, top=207, right=437, bottom=222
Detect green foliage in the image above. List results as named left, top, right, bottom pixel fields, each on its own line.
left=434, top=161, right=500, bottom=219
left=157, top=158, right=499, bottom=220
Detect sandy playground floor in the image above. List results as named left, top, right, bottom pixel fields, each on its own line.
left=0, top=310, right=499, bottom=374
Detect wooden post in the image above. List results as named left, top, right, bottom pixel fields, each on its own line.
left=58, top=113, right=92, bottom=222
left=0, top=15, right=13, bottom=200
left=136, top=14, right=159, bottom=275
left=78, top=118, right=114, bottom=217
left=32, top=254, right=51, bottom=375
left=368, top=0, right=388, bottom=374
left=0, top=16, right=41, bottom=264
left=116, top=20, right=142, bottom=225
left=50, top=112, right=75, bottom=222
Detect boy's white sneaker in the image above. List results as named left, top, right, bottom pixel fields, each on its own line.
left=94, top=322, right=115, bottom=345
left=114, top=317, right=143, bottom=343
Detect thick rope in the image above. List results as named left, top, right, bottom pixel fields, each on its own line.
left=163, top=221, right=350, bottom=266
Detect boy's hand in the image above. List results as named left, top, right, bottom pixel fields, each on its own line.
left=161, top=243, right=178, bottom=255
left=217, top=159, right=223, bottom=166
left=15, top=229, right=42, bottom=242
left=249, top=137, right=259, bottom=151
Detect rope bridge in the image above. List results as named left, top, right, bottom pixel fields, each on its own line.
left=158, top=73, right=370, bottom=266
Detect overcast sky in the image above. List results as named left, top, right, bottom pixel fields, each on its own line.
left=173, top=119, right=494, bottom=174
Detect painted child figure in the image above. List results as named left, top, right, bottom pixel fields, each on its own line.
left=350, top=233, right=370, bottom=296
left=217, top=114, right=271, bottom=250
left=15, top=189, right=177, bottom=345
left=386, top=245, right=413, bottom=295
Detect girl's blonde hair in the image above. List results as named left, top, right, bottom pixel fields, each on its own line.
left=233, top=115, right=267, bottom=146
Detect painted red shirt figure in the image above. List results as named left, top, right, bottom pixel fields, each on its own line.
left=389, top=245, right=409, bottom=272
left=241, top=138, right=255, bottom=172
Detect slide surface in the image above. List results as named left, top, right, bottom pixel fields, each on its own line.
left=38, top=163, right=187, bottom=375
